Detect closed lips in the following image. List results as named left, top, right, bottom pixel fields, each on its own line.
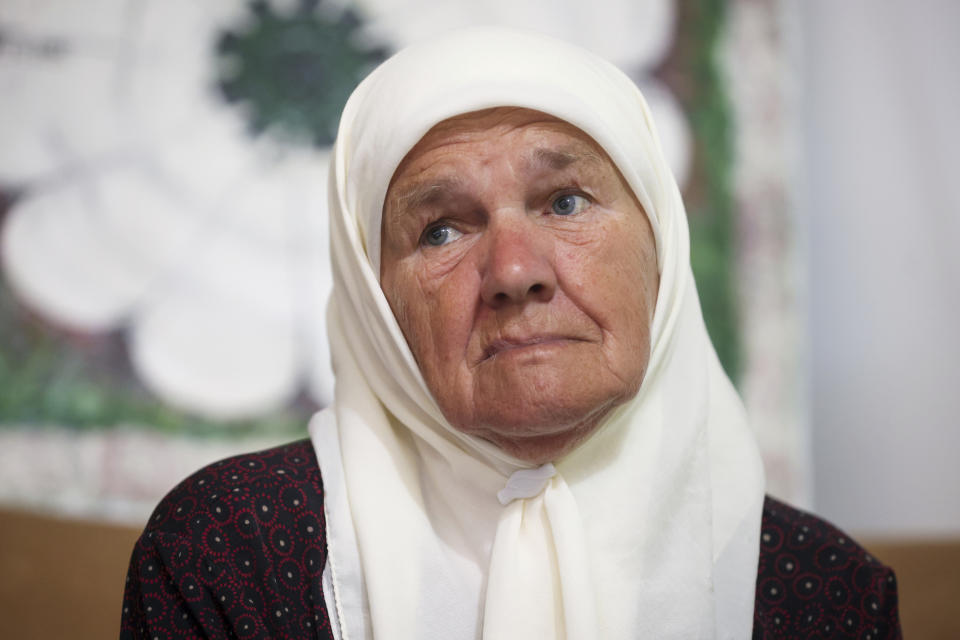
left=480, top=335, right=586, bottom=362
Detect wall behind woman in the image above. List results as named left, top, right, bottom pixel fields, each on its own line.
left=799, top=0, right=960, bottom=536
left=3, top=0, right=758, bottom=523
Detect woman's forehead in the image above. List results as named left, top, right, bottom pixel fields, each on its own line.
left=388, top=107, right=612, bottom=190
left=420, top=107, right=570, bottom=138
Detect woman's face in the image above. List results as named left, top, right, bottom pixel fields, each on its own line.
left=380, top=108, right=659, bottom=464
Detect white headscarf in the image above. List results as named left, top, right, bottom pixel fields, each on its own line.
left=309, top=27, right=765, bottom=640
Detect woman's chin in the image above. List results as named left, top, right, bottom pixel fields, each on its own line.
left=448, top=398, right=620, bottom=464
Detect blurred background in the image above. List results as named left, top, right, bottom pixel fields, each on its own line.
left=0, top=0, right=957, bottom=637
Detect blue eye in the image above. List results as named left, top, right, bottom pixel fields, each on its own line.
left=421, top=223, right=462, bottom=247
left=551, top=193, right=589, bottom=216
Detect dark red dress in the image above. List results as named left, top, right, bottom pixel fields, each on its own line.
left=120, top=440, right=901, bottom=639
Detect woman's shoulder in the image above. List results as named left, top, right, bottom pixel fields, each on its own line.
left=122, top=439, right=333, bottom=639
left=142, top=438, right=324, bottom=538
left=754, top=495, right=901, bottom=639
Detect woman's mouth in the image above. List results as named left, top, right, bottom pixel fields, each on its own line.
left=480, top=335, right=582, bottom=362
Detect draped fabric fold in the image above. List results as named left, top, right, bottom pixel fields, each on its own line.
left=309, top=27, right=765, bottom=640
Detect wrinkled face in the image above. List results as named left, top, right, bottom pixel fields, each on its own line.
left=380, top=108, right=658, bottom=464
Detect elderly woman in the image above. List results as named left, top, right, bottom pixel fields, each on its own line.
left=121, top=28, right=900, bottom=639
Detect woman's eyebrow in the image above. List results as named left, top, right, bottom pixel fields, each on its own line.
left=387, top=176, right=465, bottom=222
left=527, top=146, right=605, bottom=172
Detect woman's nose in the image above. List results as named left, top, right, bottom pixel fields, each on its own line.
left=479, top=221, right=557, bottom=308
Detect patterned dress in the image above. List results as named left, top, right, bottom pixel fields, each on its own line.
left=120, top=440, right=901, bottom=639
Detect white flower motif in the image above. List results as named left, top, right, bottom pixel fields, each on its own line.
left=1, top=0, right=334, bottom=418
left=0, top=0, right=689, bottom=420
left=354, top=0, right=675, bottom=71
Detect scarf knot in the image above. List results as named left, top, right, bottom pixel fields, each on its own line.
left=497, top=463, right=557, bottom=505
